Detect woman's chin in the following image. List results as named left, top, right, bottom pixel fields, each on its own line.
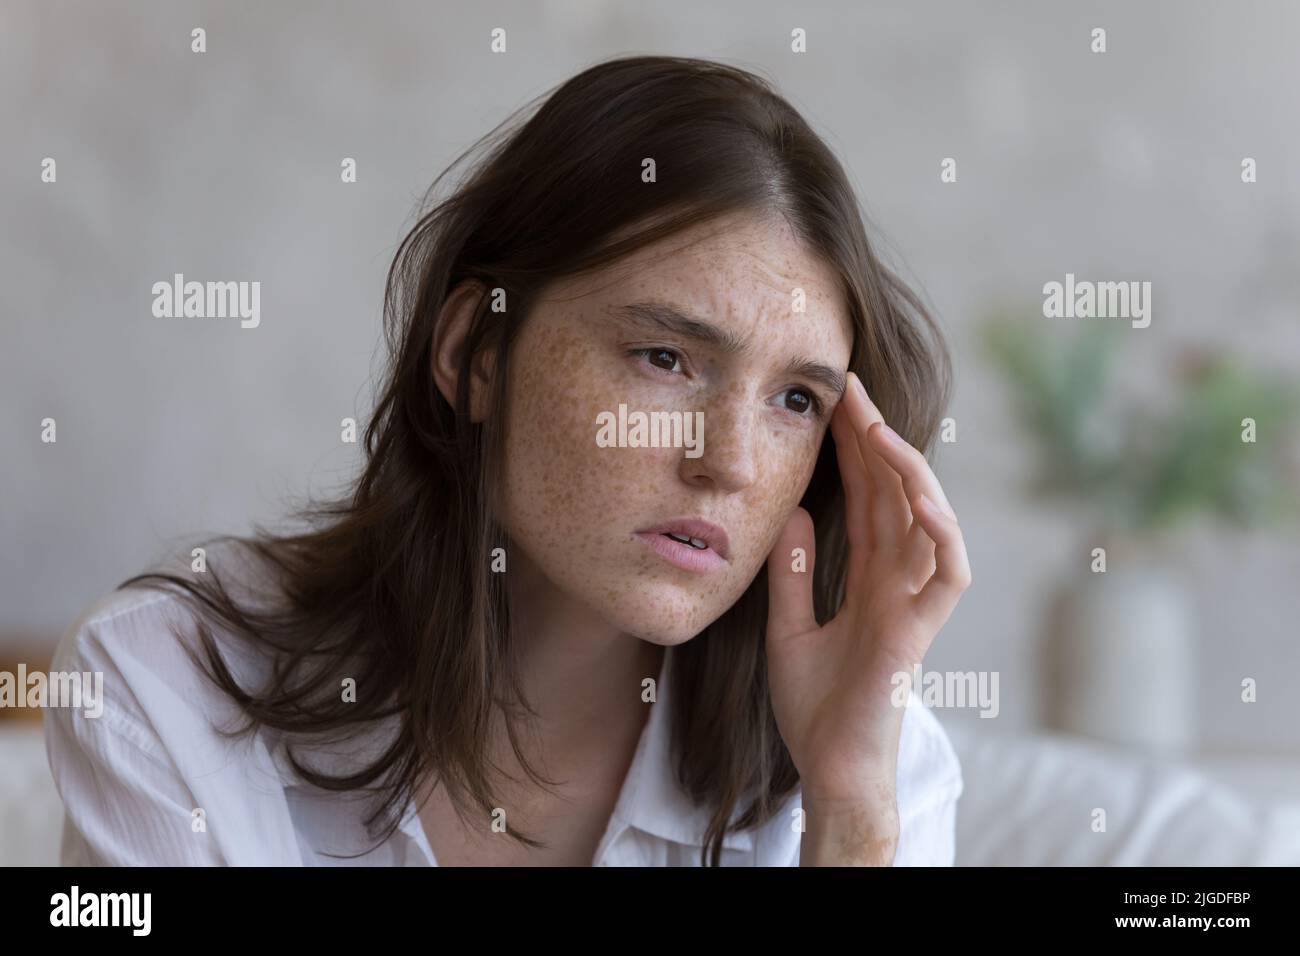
left=592, top=588, right=724, bottom=645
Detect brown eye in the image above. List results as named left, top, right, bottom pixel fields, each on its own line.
left=648, top=349, right=679, bottom=372
left=782, top=389, right=819, bottom=416
left=631, top=348, right=682, bottom=373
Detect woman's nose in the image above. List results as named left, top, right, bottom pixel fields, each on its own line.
left=678, top=393, right=759, bottom=493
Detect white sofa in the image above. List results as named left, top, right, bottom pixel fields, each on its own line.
left=6, top=721, right=1300, bottom=866
left=2, top=725, right=65, bottom=866
left=943, top=721, right=1300, bottom=865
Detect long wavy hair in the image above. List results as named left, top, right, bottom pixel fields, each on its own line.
left=120, top=54, right=951, bottom=866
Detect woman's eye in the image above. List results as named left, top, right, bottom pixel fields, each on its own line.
left=630, top=350, right=824, bottom=419
left=780, top=388, right=822, bottom=417
left=632, top=348, right=682, bottom=373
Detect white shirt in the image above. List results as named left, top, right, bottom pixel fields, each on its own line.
left=44, top=583, right=963, bottom=866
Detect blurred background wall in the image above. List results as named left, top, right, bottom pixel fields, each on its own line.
left=3, top=0, right=1298, bottom=769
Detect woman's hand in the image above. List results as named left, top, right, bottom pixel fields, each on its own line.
left=764, top=371, right=971, bottom=865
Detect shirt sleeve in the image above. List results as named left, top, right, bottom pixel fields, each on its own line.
left=892, top=774, right=962, bottom=866
left=42, top=605, right=229, bottom=866
left=891, top=697, right=964, bottom=866
left=45, top=703, right=227, bottom=866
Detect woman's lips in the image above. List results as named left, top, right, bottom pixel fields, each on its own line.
left=635, top=517, right=731, bottom=559
left=635, top=531, right=729, bottom=572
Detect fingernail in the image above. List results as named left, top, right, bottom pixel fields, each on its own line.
left=852, top=373, right=868, bottom=400
left=919, top=493, right=938, bottom=514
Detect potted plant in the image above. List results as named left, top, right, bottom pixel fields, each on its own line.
left=980, top=313, right=1300, bottom=753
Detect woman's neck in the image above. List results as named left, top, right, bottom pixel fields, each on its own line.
left=500, top=548, right=666, bottom=779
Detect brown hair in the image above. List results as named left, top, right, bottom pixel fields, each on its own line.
left=120, top=54, right=951, bottom=866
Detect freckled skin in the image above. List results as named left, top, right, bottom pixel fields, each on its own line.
left=498, top=210, right=854, bottom=646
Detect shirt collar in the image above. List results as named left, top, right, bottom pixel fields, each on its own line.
left=274, top=642, right=757, bottom=856
left=606, top=643, right=756, bottom=853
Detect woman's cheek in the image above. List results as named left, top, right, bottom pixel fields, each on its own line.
left=742, top=428, right=823, bottom=565
left=507, top=392, right=603, bottom=519
left=504, top=354, right=651, bottom=536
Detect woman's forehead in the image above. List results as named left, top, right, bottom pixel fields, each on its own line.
left=558, top=214, right=850, bottom=340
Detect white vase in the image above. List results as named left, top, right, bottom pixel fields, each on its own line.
left=1046, top=533, right=1196, bottom=754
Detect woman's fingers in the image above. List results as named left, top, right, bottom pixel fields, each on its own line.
left=841, top=373, right=910, bottom=548
left=830, top=371, right=968, bottom=618
left=907, top=492, right=973, bottom=623
left=860, top=418, right=969, bottom=615
left=902, top=520, right=938, bottom=589
left=829, top=398, right=874, bottom=565
left=863, top=418, right=957, bottom=520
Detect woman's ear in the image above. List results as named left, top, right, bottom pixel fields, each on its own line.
left=432, top=280, right=497, bottom=423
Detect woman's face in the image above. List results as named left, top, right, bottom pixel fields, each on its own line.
left=499, top=210, right=854, bottom=644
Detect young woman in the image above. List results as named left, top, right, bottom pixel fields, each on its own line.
left=44, top=55, right=971, bottom=867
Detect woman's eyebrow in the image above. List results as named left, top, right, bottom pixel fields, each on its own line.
left=608, top=301, right=847, bottom=397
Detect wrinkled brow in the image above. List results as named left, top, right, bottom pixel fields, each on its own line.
left=609, top=301, right=847, bottom=397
